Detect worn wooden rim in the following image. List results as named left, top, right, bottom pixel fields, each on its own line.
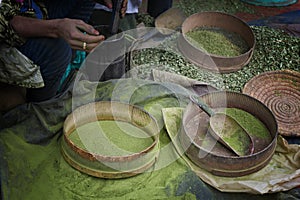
left=61, top=101, right=160, bottom=178
left=63, top=101, right=159, bottom=161
left=243, top=70, right=300, bottom=137
left=61, top=143, right=157, bottom=179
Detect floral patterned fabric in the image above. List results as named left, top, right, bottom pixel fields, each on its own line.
left=0, top=0, right=25, bottom=47
left=0, top=0, right=47, bottom=88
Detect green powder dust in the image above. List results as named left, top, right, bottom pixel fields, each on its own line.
left=186, top=27, right=249, bottom=57
left=210, top=113, right=252, bottom=156
left=194, top=107, right=271, bottom=156
left=221, top=108, right=271, bottom=140
left=215, top=108, right=272, bottom=154
left=68, top=120, right=154, bottom=156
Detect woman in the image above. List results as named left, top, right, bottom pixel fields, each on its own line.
left=0, top=0, right=127, bottom=102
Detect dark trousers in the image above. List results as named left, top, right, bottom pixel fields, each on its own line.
left=17, top=0, right=95, bottom=102
left=147, top=0, right=173, bottom=18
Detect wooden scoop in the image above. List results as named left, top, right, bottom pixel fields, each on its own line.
left=189, top=95, right=254, bottom=156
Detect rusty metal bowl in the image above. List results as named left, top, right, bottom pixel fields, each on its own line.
left=178, top=12, right=255, bottom=73
left=179, top=91, right=278, bottom=177
left=61, top=101, right=160, bottom=179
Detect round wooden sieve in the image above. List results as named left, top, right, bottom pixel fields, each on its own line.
left=61, top=101, right=160, bottom=179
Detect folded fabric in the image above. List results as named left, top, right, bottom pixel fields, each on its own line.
left=0, top=43, right=44, bottom=88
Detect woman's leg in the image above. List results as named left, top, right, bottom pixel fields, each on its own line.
left=18, top=38, right=72, bottom=102
left=17, top=0, right=96, bottom=102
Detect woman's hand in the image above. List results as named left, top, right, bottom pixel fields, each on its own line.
left=55, top=18, right=105, bottom=52
left=10, top=16, right=105, bottom=52
left=120, top=0, right=128, bottom=17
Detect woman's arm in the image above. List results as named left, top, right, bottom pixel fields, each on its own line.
left=10, top=15, right=105, bottom=52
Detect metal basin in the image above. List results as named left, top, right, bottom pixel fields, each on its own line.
left=178, top=11, right=255, bottom=73
left=179, top=91, right=278, bottom=177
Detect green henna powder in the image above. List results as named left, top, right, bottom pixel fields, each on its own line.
left=68, top=120, right=154, bottom=156
left=222, top=108, right=271, bottom=139
left=195, top=107, right=271, bottom=155
left=210, top=113, right=252, bottom=156
left=216, top=108, right=272, bottom=153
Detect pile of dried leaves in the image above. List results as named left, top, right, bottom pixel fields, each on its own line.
left=130, top=26, right=300, bottom=92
